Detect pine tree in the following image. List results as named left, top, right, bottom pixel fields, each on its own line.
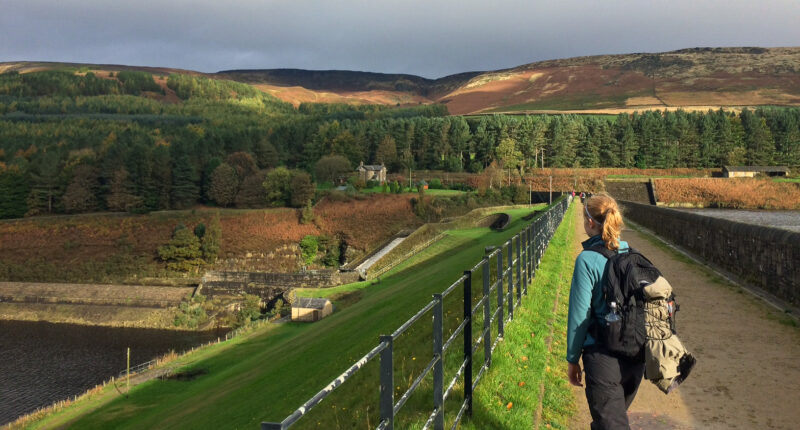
left=171, top=153, right=199, bottom=209
left=0, top=167, right=30, bottom=219
left=158, top=225, right=203, bottom=271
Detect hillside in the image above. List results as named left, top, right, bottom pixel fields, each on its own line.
left=216, top=47, right=800, bottom=114
left=7, top=46, right=799, bottom=114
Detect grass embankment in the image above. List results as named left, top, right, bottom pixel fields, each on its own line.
left=18, top=205, right=555, bottom=430
left=462, top=200, right=577, bottom=429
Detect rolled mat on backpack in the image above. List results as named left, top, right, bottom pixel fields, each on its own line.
left=643, top=276, right=697, bottom=394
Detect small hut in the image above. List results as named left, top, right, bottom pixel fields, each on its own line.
left=291, top=297, right=333, bottom=322
left=722, top=166, right=790, bottom=178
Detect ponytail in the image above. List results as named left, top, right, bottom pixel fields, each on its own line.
left=585, top=193, right=624, bottom=250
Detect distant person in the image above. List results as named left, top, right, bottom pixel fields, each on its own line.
left=580, top=192, right=586, bottom=203
left=566, top=194, right=643, bottom=429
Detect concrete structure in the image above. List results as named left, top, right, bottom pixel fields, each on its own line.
left=357, top=162, right=387, bottom=184
left=604, top=180, right=656, bottom=205
left=722, top=166, right=790, bottom=178
left=291, top=297, right=333, bottom=322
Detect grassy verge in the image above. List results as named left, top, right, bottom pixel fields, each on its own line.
left=16, top=205, right=555, bottom=430
left=460, top=200, right=577, bottom=429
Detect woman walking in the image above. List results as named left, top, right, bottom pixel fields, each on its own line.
left=566, top=194, right=644, bottom=430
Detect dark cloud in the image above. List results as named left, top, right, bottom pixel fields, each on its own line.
left=2, top=0, right=798, bottom=78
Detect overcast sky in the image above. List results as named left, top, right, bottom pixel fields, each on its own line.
left=2, top=0, right=798, bottom=79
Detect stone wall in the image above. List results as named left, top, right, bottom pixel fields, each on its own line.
left=620, top=201, right=800, bottom=306
left=200, top=270, right=361, bottom=300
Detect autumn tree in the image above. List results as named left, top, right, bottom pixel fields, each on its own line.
left=208, top=163, right=238, bottom=207
left=263, top=167, right=293, bottom=207
left=375, top=135, right=397, bottom=169
left=314, top=155, right=351, bottom=184
left=106, top=168, right=143, bottom=212
left=62, top=164, right=98, bottom=213
left=235, top=170, right=268, bottom=208
left=290, top=171, right=315, bottom=208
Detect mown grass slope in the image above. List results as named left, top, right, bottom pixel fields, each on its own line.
left=27, top=205, right=553, bottom=429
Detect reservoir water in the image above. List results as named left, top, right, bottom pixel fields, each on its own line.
left=676, top=209, right=800, bottom=232
left=0, top=320, right=223, bottom=425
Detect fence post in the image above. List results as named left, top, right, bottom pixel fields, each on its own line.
left=507, top=241, right=513, bottom=321
left=515, top=235, right=522, bottom=304
left=482, top=257, right=491, bottom=368
left=497, top=248, right=504, bottom=338
left=521, top=230, right=528, bottom=296
left=527, top=225, right=534, bottom=282
left=433, top=294, right=444, bottom=430
left=380, top=335, right=394, bottom=430
left=463, top=270, right=473, bottom=417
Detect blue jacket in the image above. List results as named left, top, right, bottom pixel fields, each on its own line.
left=565, top=235, right=629, bottom=364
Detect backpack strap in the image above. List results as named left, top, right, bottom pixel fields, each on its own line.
left=587, top=244, right=617, bottom=259
left=585, top=245, right=617, bottom=342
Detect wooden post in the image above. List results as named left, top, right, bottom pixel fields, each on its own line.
left=126, top=347, right=131, bottom=394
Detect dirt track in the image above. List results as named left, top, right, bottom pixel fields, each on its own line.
left=568, top=203, right=800, bottom=429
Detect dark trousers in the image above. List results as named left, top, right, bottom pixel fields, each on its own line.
left=582, top=347, right=644, bottom=430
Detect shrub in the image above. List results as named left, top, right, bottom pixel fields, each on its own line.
left=234, top=294, right=263, bottom=328
left=173, top=294, right=209, bottom=328
left=301, top=200, right=315, bottom=224
left=317, top=234, right=341, bottom=267
left=201, top=215, right=221, bottom=263
left=299, top=235, right=319, bottom=266
left=429, top=178, right=443, bottom=189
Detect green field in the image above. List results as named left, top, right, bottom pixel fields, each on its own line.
left=26, top=204, right=569, bottom=429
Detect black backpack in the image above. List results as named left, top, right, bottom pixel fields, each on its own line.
left=588, top=246, right=662, bottom=360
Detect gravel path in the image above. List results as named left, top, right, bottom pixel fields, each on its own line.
left=568, top=203, right=800, bottom=429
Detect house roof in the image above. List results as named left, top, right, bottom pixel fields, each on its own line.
left=293, top=297, right=330, bottom=309
left=723, top=166, right=790, bottom=173
left=358, top=165, right=385, bottom=171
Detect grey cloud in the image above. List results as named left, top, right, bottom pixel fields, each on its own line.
left=1, top=0, right=798, bottom=78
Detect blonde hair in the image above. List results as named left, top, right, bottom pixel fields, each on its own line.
left=585, top=193, right=624, bottom=250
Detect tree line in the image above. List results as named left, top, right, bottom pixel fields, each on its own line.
left=1, top=69, right=798, bottom=219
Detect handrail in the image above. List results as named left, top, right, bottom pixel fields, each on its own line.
left=260, top=196, right=571, bottom=430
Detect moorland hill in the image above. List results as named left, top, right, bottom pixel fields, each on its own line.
left=4, top=46, right=800, bottom=113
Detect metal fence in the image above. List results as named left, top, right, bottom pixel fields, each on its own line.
left=262, top=196, right=571, bottom=430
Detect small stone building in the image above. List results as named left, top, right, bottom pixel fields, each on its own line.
left=722, top=166, right=790, bottom=178
left=291, top=297, right=333, bottom=322
left=357, top=162, right=387, bottom=184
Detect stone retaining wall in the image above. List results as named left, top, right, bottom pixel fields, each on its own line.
left=200, top=270, right=361, bottom=300
left=620, top=201, right=800, bottom=306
